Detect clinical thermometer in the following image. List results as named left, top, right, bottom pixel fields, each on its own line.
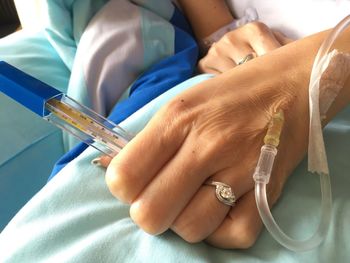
left=0, top=61, right=132, bottom=157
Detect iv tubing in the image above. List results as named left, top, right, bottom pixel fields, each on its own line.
left=253, top=15, right=350, bottom=252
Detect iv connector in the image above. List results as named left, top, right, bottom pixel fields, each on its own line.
left=253, top=144, right=277, bottom=184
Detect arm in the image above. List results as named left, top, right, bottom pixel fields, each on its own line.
left=105, top=27, right=350, bottom=248
left=178, top=0, right=291, bottom=72
left=177, top=0, right=234, bottom=40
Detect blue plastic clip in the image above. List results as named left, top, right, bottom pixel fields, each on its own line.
left=0, top=61, right=62, bottom=117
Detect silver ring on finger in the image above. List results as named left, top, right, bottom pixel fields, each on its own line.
left=237, top=53, right=255, bottom=65
left=205, top=180, right=236, bottom=206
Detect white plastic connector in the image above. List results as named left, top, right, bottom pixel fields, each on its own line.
left=253, top=144, right=277, bottom=184
left=253, top=15, right=350, bottom=252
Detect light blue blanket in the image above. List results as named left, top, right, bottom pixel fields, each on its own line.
left=1, top=74, right=350, bottom=262
left=0, top=30, right=68, bottom=228
left=0, top=0, right=111, bottom=228
left=0, top=0, right=183, bottom=227
left=0, top=0, right=349, bottom=262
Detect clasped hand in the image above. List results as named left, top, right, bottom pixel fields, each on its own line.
left=199, top=21, right=292, bottom=74
left=103, top=42, right=310, bottom=249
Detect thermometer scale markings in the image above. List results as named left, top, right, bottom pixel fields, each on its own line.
left=47, top=99, right=127, bottom=152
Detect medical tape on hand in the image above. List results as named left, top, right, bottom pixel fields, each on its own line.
left=308, top=49, right=350, bottom=175
left=319, top=50, right=350, bottom=118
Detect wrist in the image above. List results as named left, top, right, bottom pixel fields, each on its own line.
left=289, top=28, right=350, bottom=125
left=178, top=0, right=234, bottom=40
left=269, top=28, right=350, bottom=182
left=199, top=8, right=259, bottom=55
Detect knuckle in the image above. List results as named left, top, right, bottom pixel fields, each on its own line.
left=234, top=232, right=258, bottom=249
left=198, top=56, right=213, bottom=72
left=194, top=130, right=234, bottom=166
left=197, top=59, right=207, bottom=72
left=173, top=222, right=206, bottom=244
left=231, top=221, right=260, bottom=249
left=246, top=21, right=269, bottom=34
left=218, top=216, right=261, bottom=249
left=130, top=201, right=167, bottom=235
left=201, top=138, right=226, bottom=163
left=105, top=161, right=134, bottom=204
left=181, top=231, right=205, bottom=244
left=221, top=33, right=234, bottom=45
left=162, top=98, right=191, bottom=120
left=206, top=228, right=258, bottom=249
left=160, top=99, right=195, bottom=135
left=149, top=98, right=195, bottom=158
left=208, top=44, right=219, bottom=56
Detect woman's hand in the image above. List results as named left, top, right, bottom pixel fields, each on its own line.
left=104, top=38, right=315, bottom=248
left=198, top=21, right=293, bottom=74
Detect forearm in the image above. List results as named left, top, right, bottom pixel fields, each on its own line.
left=240, top=27, right=350, bottom=122
left=214, top=26, right=350, bottom=183
left=177, top=0, right=234, bottom=39
left=286, top=27, right=350, bottom=123
left=322, top=29, right=350, bottom=123
left=280, top=27, right=350, bottom=179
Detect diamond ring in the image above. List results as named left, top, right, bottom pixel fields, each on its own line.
left=205, top=181, right=236, bottom=206
left=237, top=53, right=256, bottom=65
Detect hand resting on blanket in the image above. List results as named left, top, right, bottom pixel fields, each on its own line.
left=103, top=29, right=350, bottom=249
left=198, top=21, right=293, bottom=74
left=176, top=0, right=293, bottom=74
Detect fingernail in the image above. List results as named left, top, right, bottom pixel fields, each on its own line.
left=91, top=157, right=102, bottom=166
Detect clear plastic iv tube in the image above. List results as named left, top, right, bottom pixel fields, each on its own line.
left=253, top=15, right=350, bottom=252
left=45, top=94, right=132, bottom=157
left=253, top=110, right=332, bottom=252
left=255, top=172, right=332, bottom=251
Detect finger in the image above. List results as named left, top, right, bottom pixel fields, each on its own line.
left=129, top=131, right=221, bottom=235
left=105, top=102, right=191, bottom=203
left=206, top=190, right=264, bottom=249
left=273, top=30, right=294, bottom=45
left=198, top=66, right=221, bottom=75
left=205, top=140, right=289, bottom=249
left=231, top=46, right=256, bottom=65
left=219, top=34, right=257, bottom=66
left=247, top=25, right=281, bottom=56
left=198, top=42, right=237, bottom=74
left=171, top=164, right=255, bottom=243
left=198, top=55, right=236, bottom=74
